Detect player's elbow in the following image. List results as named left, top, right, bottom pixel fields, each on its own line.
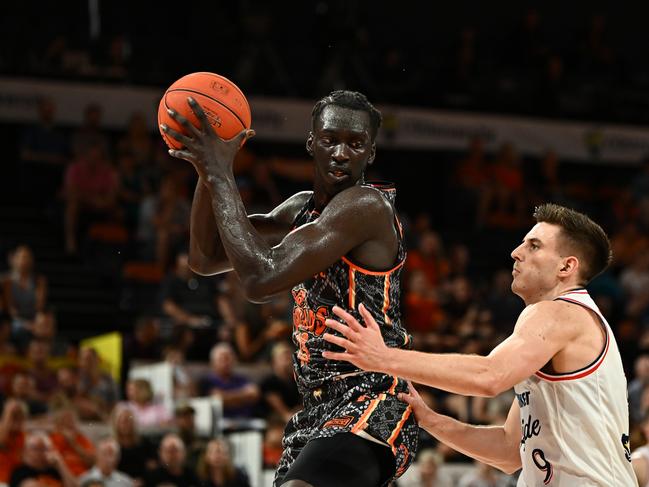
left=240, top=279, right=274, bottom=304
left=188, top=252, right=224, bottom=276
left=479, top=363, right=509, bottom=398
left=499, top=461, right=522, bottom=475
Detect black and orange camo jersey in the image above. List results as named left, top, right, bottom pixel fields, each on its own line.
left=290, top=182, right=411, bottom=390
left=275, top=183, right=419, bottom=486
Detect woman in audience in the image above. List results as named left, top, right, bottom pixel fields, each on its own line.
left=2, top=245, right=47, bottom=344
left=49, top=406, right=96, bottom=476
left=196, top=438, right=250, bottom=487
left=111, top=405, right=158, bottom=484
left=121, top=378, right=171, bottom=429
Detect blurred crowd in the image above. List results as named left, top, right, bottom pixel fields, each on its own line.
left=3, top=2, right=649, bottom=124
left=1, top=85, right=649, bottom=485
left=0, top=93, right=648, bottom=485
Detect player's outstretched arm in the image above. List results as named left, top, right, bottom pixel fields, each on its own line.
left=324, top=301, right=575, bottom=397
left=401, top=384, right=522, bottom=474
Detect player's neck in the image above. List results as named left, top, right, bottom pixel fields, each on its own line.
left=524, top=281, right=584, bottom=305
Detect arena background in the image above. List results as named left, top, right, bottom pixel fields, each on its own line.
left=0, top=1, right=648, bottom=486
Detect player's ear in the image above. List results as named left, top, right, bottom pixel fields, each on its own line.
left=559, top=256, right=579, bottom=277
left=306, top=133, right=314, bottom=156
left=368, top=142, right=376, bottom=165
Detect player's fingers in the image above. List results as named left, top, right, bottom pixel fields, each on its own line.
left=331, top=306, right=363, bottom=332
left=397, top=392, right=413, bottom=404
left=160, top=124, right=193, bottom=147
left=166, top=108, right=201, bottom=137
left=168, top=149, right=197, bottom=163
left=324, top=319, right=353, bottom=338
left=358, top=303, right=380, bottom=330
left=187, top=97, right=212, bottom=133
left=321, top=350, right=349, bottom=361
left=322, top=333, right=354, bottom=351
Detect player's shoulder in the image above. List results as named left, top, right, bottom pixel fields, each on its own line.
left=265, top=191, right=312, bottom=220
left=519, top=299, right=595, bottom=334
left=332, top=184, right=393, bottom=214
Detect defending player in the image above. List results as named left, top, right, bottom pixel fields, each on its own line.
left=324, top=204, right=636, bottom=486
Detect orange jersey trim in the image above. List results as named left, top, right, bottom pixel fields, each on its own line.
left=341, top=255, right=405, bottom=276
left=351, top=394, right=385, bottom=433
left=388, top=406, right=413, bottom=453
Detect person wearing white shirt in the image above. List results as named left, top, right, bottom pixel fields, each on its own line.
left=79, top=438, right=134, bottom=487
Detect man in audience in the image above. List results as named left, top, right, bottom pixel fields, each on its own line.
left=9, top=431, right=77, bottom=487
left=0, top=399, right=28, bottom=484
left=79, top=438, right=134, bottom=487
left=143, top=433, right=199, bottom=487
left=200, top=343, right=260, bottom=419
left=173, top=403, right=205, bottom=473
left=259, top=342, right=301, bottom=422
left=76, top=347, right=119, bottom=420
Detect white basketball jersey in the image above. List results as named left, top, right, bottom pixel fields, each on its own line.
left=514, top=289, right=635, bottom=486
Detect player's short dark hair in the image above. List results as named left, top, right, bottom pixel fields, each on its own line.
left=311, top=90, right=382, bottom=140
left=533, top=203, right=612, bottom=284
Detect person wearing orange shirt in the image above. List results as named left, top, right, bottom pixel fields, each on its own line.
left=49, top=407, right=96, bottom=476
left=0, top=399, right=27, bottom=484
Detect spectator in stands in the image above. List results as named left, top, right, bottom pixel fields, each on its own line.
left=259, top=342, right=300, bottom=422
left=63, top=140, right=120, bottom=254
left=76, top=347, right=119, bottom=421
left=233, top=295, right=291, bottom=363
left=31, top=308, right=70, bottom=358
left=160, top=251, right=222, bottom=328
left=3, top=245, right=47, bottom=344
left=18, top=97, right=69, bottom=199
left=49, top=366, right=80, bottom=412
left=0, top=312, right=17, bottom=355
left=405, top=230, right=450, bottom=290
left=403, top=269, right=445, bottom=347
left=124, top=316, right=162, bottom=362
left=620, top=253, right=649, bottom=321
left=70, top=103, right=110, bottom=159
left=9, top=431, right=78, bottom=487
left=197, top=438, right=250, bottom=487
left=482, top=269, right=524, bottom=335
left=160, top=251, right=229, bottom=359
left=25, top=338, right=57, bottom=400
left=398, top=448, right=452, bottom=487
left=629, top=351, right=649, bottom=424
left=49, top=406, right=96, bottom=476
left=137, top=176, right=190, bottom=267
left=263, top=420, right=285, bottom=469
left=164, top=346, right=196, bottom=399
left=118, top=113, right=155, bottom=168
left=200, top=343, right=260, bottom=419
left=116, top=150, right=145, bottom=234
left=111, top=405, right=158, bottom=483
left=79, top=438, right=134, bottom=487
left=457, top=460, right=510, bottom=486
left=173, top=403, right=205, bottom=473
left=8, top=373, right=48, bottom=416
left=478, top=142, right=527, bottom=229
left=0, top=399, right=28, bottom=484
left=144, top=433, right=199, bottom=487
left=121, top=378, right=171, bottom=429
left=452, top=137, right=489, bottom=224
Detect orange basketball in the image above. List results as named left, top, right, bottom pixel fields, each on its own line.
left=158, top=72, right=251, bottom=149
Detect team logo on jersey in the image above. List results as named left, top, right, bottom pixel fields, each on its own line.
left=292, top=287, right=329, bottom=336
left=520, top=413, right=541, bottom=451
left=621, top=433, right=631, bottom=462
left=323, top=415, right=354, bottom=428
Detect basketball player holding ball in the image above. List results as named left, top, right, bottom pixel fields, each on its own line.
left=324, top=204, right=637, bottom=486
left=160, top=88, right=418, bottom=487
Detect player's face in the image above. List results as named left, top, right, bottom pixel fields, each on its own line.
left=510, top=222, right=566, bottom=303
left=308, top=105, right=376, bottom=193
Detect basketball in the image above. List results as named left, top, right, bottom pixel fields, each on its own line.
left=157, top=72, right=252, bottom=149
